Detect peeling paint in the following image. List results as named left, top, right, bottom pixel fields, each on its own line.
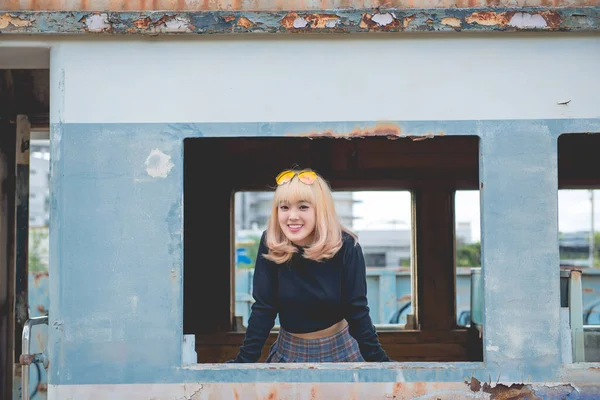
left=403, top=14, right=415, bottom=28
left=0, top=8, right=597, bottom=34
left=237, top=16, right=255, bottom=28
left=466, top=11, right=510, bottom=26
left=287, top=123, right=446, bottom=141
left=371, top=13, right=395, bottom=26
left=441, top=17, right=462, bottom=28
left=360, top=12, right=401, bottom=30
left=150, top=15, right=192, bottom=33
left=281, top=12, right=341, bottom=29
left=80, top=13, right=112, bottom=32
left=0, top=13, right=33, bottom=29
left=508, top=12, right=547, bottom=28
left=306, top=14, right=340, bottom=28
left=145, top=149, right=174, bottom=178
left=293, top=17, right=309, bottom=28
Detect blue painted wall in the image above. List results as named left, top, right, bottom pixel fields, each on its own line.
left=48, top=119, right=600, bottom=387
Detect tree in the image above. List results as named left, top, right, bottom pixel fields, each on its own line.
left=28, top=227, right=49, bottom=273
left=456, top=241, right=481, bottom=267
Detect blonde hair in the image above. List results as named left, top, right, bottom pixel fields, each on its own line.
left=264, top=171, right=357, bottom=264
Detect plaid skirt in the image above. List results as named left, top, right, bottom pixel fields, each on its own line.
left=266, top=324, right=365, bottom=363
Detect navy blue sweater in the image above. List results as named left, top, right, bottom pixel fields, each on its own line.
left=233, top=231, right=390, bottom=363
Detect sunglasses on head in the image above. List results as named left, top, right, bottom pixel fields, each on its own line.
left=275, top=169, right=317, bottom=185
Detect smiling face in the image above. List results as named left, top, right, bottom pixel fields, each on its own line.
left=277, top=200, right=316, bottom=247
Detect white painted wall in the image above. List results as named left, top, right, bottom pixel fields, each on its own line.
left=31, top=34, right=598, bottom=124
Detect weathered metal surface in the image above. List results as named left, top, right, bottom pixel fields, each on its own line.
left=48, top=381, right=600, bottom=399
left=0, top=7, right=598, bottom=34
left=2, top=0, right=600, bottom=11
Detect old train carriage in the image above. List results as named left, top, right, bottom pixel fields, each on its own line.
left=1, top=0, right=600, bottom=398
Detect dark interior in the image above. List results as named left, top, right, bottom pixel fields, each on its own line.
left=184, top=136, right=482, bottom=362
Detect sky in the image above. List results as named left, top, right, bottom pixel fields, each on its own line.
left=353, top=190, right=600, bottom=243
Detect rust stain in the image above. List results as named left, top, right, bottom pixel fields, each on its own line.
left=233, top=388, right=240, bottom=400
left=310, top=386, right=318, bottom=400
left=281, top=12, right=300, bottom=29
left=237, top=16, right=255, bottom=28
left=466, top=377, right=482, bottom=392
left=465, top=11, right=510, bottom=26
left=33, top=271, right=48, bottom=287
left=482, top=383, right=542, bottom=400
left=289, top=123, right=445, bottom=141
left=223, top=15, right=236, bottom=22
left=281, top=12, right=340, bottom=29
left=413, top=382, right=427, bottom=396
left=398, top=295, right=411, bottom=302
left=403, top=14, right=415, bottom=28
left=266, top=388, right=277, bottom=400
left=541, top=10, right=561, bottom=28
left=0, top=13, right=33, bottom=29
left=441, top=16, right=462, bottom=28
left=36, top=332, right=44, bottom=350
left=133, top=16, right=152, bottom=29
left=37, top=304, right=46, bottom=313
left=583, top=287, right=594, bottom=293
left=392, top=382, right=404, bottom=396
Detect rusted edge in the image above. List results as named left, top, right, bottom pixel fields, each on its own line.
left=284, top=122, right=445, bottom=140
left=465, top=378, right=580, bottom=399
left=0, top=7, right=597, bottom=34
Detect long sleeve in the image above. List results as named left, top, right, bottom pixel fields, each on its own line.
left=232, top=233, right=278, bottom=363
left=342, top=240, right=390, bottom=362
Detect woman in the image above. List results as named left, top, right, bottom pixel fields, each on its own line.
left=230, top=169, right=390, bottom=363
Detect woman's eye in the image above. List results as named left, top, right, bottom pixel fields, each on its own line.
left=280, top=205, right=289, bottom=210
left=299, top=205, right=309, bottom=210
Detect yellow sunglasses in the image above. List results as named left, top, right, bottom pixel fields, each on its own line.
left=275, top=169, right=317, bottom=185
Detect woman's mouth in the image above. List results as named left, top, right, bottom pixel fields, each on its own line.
left=288, top=224, right=303, bottom=233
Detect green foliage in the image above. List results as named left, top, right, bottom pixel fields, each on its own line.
left=456, top=241, right=481, bottom=267
left=29, top=228, right=49, bottom=273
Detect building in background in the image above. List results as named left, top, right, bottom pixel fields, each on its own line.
left=235, top=191, right=356, bottom=230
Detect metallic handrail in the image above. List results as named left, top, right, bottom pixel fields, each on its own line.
left=20, top=316, right=48, bottom=400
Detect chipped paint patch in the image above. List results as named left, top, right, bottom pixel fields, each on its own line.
left=281, top=12, right=340, bottom=29
left=371, top=13, right=395, bottom=26
left=465, top=11, right=510, bottom=26
left=508, top=12, right=547, bottom=28
left=306, top=14, right=340, bottom=28
left=0, top=13, right=32, bottom=29
left=80, top=13, right=112, bottom=32
left=442, top=17, right=462, bottom=28
left=293, top=16, right=309, bottom=28
left=237, top=16, right=254, bottom=28
left=360, top=12, right=401, bottom=30
left=150, top=15, right=192, bottom=33
left=145, top=149, right=174, bottom=178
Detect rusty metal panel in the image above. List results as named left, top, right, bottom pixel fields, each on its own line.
left=0, top=7, right=598, bottom=34
left=1, top=0, right=599, bottom=11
